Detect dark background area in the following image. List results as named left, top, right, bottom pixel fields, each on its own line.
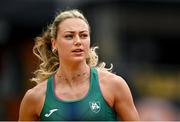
left=0, top=0, right=180, bottom=120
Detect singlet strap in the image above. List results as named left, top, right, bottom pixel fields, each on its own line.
left=90, top=67, right=102, bottom=96
left=46, top=75, right=54, bottom=100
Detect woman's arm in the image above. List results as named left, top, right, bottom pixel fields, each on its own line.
left=113, top=76, right=140, bottom=121
left=19, top=89, right=39, bottom=121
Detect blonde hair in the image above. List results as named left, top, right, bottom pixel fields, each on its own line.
left=32, top=9, right=112, bottom=84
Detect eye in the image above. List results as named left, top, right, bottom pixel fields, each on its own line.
left=80, top=34, right=88, bottom=39
left=64, top=34, right=73, bottom=40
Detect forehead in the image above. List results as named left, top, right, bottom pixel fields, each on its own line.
left=58, top=18, right=89, bottom=32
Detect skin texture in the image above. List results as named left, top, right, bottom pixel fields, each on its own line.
left=19, top=18, right=139, bottom=121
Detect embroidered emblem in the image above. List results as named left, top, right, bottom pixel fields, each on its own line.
left=89, top=101, right=101, bottom=113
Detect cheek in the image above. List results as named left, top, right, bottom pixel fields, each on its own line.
left=84, top=39, right=90, bottom=49
left=86, top=38, right=90, bottom=47
left=57, top=41, right=71, bottom=56
left=84, top=40, right=90, bottom=56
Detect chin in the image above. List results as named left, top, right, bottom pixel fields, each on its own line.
left=71, top=56, right=86, bottom=63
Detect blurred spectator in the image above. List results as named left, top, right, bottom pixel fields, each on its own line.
left=136, top=97, right=179, bottom=121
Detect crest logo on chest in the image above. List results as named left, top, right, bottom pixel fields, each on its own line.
left=89, top=101, right=101, bottom=113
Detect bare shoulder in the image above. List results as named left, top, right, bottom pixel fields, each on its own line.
left=97, top=68, right=133, bottom=101
left=19, top=81, right=47, bottom=120
left=97, top=69, right=128, bottom=90
left=24, top=81, right=47, bottom=103
left=97, top=69, right=139, bottom=120
left=97, top=69, right=130, bottom=107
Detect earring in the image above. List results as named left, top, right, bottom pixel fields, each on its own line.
left=52, top=48, right=58, bottom=56
left=52, top=48, right=56, bottom=53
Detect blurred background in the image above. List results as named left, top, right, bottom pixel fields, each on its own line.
left=0, top=0, right=180, bottom=120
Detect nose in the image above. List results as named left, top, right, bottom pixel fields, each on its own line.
left=74, top=35, right=82, bottom=46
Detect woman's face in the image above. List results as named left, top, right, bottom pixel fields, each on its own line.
left=52, top=18, right=90, bottom=64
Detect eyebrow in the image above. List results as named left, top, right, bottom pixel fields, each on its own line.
left=63, top=30, right=89, bottom=33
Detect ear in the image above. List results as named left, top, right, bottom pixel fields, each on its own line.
left=51, top=38, right=57, bottom=49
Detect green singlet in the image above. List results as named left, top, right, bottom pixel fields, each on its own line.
left=40, top=67, right=118, bottom=121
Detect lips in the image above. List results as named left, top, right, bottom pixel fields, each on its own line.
left=72, top=49, right=83, bottom=52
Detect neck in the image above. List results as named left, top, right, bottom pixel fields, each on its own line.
left=56, top=61, right=90, bottom=86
